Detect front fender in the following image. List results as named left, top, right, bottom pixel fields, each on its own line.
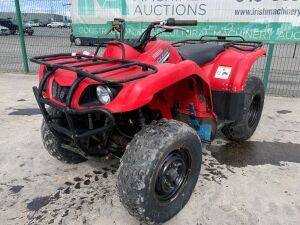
left=102, top=61, right=211, bottom=113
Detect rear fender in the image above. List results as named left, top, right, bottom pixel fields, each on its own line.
left=202, top=48, right=266, bottom=92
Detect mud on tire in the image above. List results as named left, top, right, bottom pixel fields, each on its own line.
left=117, top=120, right=202, bottom=224
left=41, top=108, right=86, bottom=164
left=222, top=76, right=265, bottom=141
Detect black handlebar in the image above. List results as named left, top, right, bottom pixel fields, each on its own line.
left=132, top=18, right=198, bottom=51
left=166, top=18, right=198, bottom=26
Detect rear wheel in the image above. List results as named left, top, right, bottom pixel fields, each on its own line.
left=222, top=76, right=265, bottom=141
left=41, top=108, right=86, bottom=164
left=117, top=120, right=202, bottom=224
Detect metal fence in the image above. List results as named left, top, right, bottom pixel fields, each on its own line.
left=250, top=43, right=300, bottom=97
left=0, top=0, right=81, bottom=73
left=0, top=27, right=96, bottom=73
left=0, top=1, right=299, bottom=97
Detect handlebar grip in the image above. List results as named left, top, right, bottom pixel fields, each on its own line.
left=167, top=18, right=198, bottom=26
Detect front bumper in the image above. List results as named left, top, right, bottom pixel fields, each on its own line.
left=33, top=86, right=115, bottom=142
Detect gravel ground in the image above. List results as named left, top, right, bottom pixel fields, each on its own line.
left=0, top=73, right=300, bottom=225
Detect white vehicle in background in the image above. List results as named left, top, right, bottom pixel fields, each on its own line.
left=64, top=22, right=71, bottom=28
left=47, top=22, right=65, bottom=28
left=0, top=25, right=10, bottom=35
left=26, top=21, right=40, bottom=27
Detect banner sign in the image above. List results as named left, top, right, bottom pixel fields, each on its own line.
left=71, top=0, right=300, bottom=43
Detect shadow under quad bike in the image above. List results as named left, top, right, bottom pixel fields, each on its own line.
left=31, top=18, right=265, bottom=224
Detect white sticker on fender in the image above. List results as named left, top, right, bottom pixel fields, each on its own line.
left=215, top=66, right=232, bottom=79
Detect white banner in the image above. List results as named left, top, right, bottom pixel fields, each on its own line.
left=72, top=0, right=300, bottom=26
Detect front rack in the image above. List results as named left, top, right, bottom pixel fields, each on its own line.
left=172, top=35, right=263, bottom=52
left=30, top=41, right=158, bottom=85
left=30, top=41, right=158, bottom=130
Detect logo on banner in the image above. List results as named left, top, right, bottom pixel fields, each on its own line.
left=78, top=0, right=128, bottom=16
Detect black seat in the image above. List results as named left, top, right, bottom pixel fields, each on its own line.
left=178, top=43, right=225, bottom=66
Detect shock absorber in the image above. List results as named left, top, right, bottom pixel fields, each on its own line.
left=138, top=109, right=145, bottom=128
left=88, top=114, right=93, bottom=129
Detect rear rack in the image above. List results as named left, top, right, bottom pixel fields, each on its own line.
left=172, top=35, right=263, bottom=52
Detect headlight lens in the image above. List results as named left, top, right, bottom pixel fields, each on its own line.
left=96, top=86, right=112, bottom=105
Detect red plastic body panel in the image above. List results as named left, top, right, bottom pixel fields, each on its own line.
left=148, top=76, right=213, bottom=119
left=201, top=47, right=266, bottom=92
left=39, top=39, right=265, bottom=121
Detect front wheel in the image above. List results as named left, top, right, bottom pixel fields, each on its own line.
left=117, top=120, right=202, bottom=224
left=41, top=108, right=87, bottom=164
left=222, top=76, right=265, bottom=141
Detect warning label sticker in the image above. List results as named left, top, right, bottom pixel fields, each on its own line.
left=215, top=66, right=232, bottom=79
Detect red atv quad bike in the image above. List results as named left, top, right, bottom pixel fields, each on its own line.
left=31, top=18, right=265, bottom=224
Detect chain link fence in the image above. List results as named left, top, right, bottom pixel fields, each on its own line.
left=0, top=1, right=299, bottom=97
left=0, top=0, right=95, bottom=73
left=250, top=43, right=300, bottom=97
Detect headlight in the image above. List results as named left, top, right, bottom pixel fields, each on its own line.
left=96, top=86, right=112, bottom=105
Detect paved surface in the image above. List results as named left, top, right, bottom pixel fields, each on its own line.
left=0, top=27, right=299, bottom=96
left=0, top=73, right=300, bottom=225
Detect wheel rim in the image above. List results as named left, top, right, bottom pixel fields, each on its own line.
left=75, top=38, right=81, bottom=46
left=155, top=148, right=191, bottom=202
left=247, top=95, right=261, bottom=128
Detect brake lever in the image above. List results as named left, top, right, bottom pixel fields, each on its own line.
left=155, top=25, right=190, bottom=34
